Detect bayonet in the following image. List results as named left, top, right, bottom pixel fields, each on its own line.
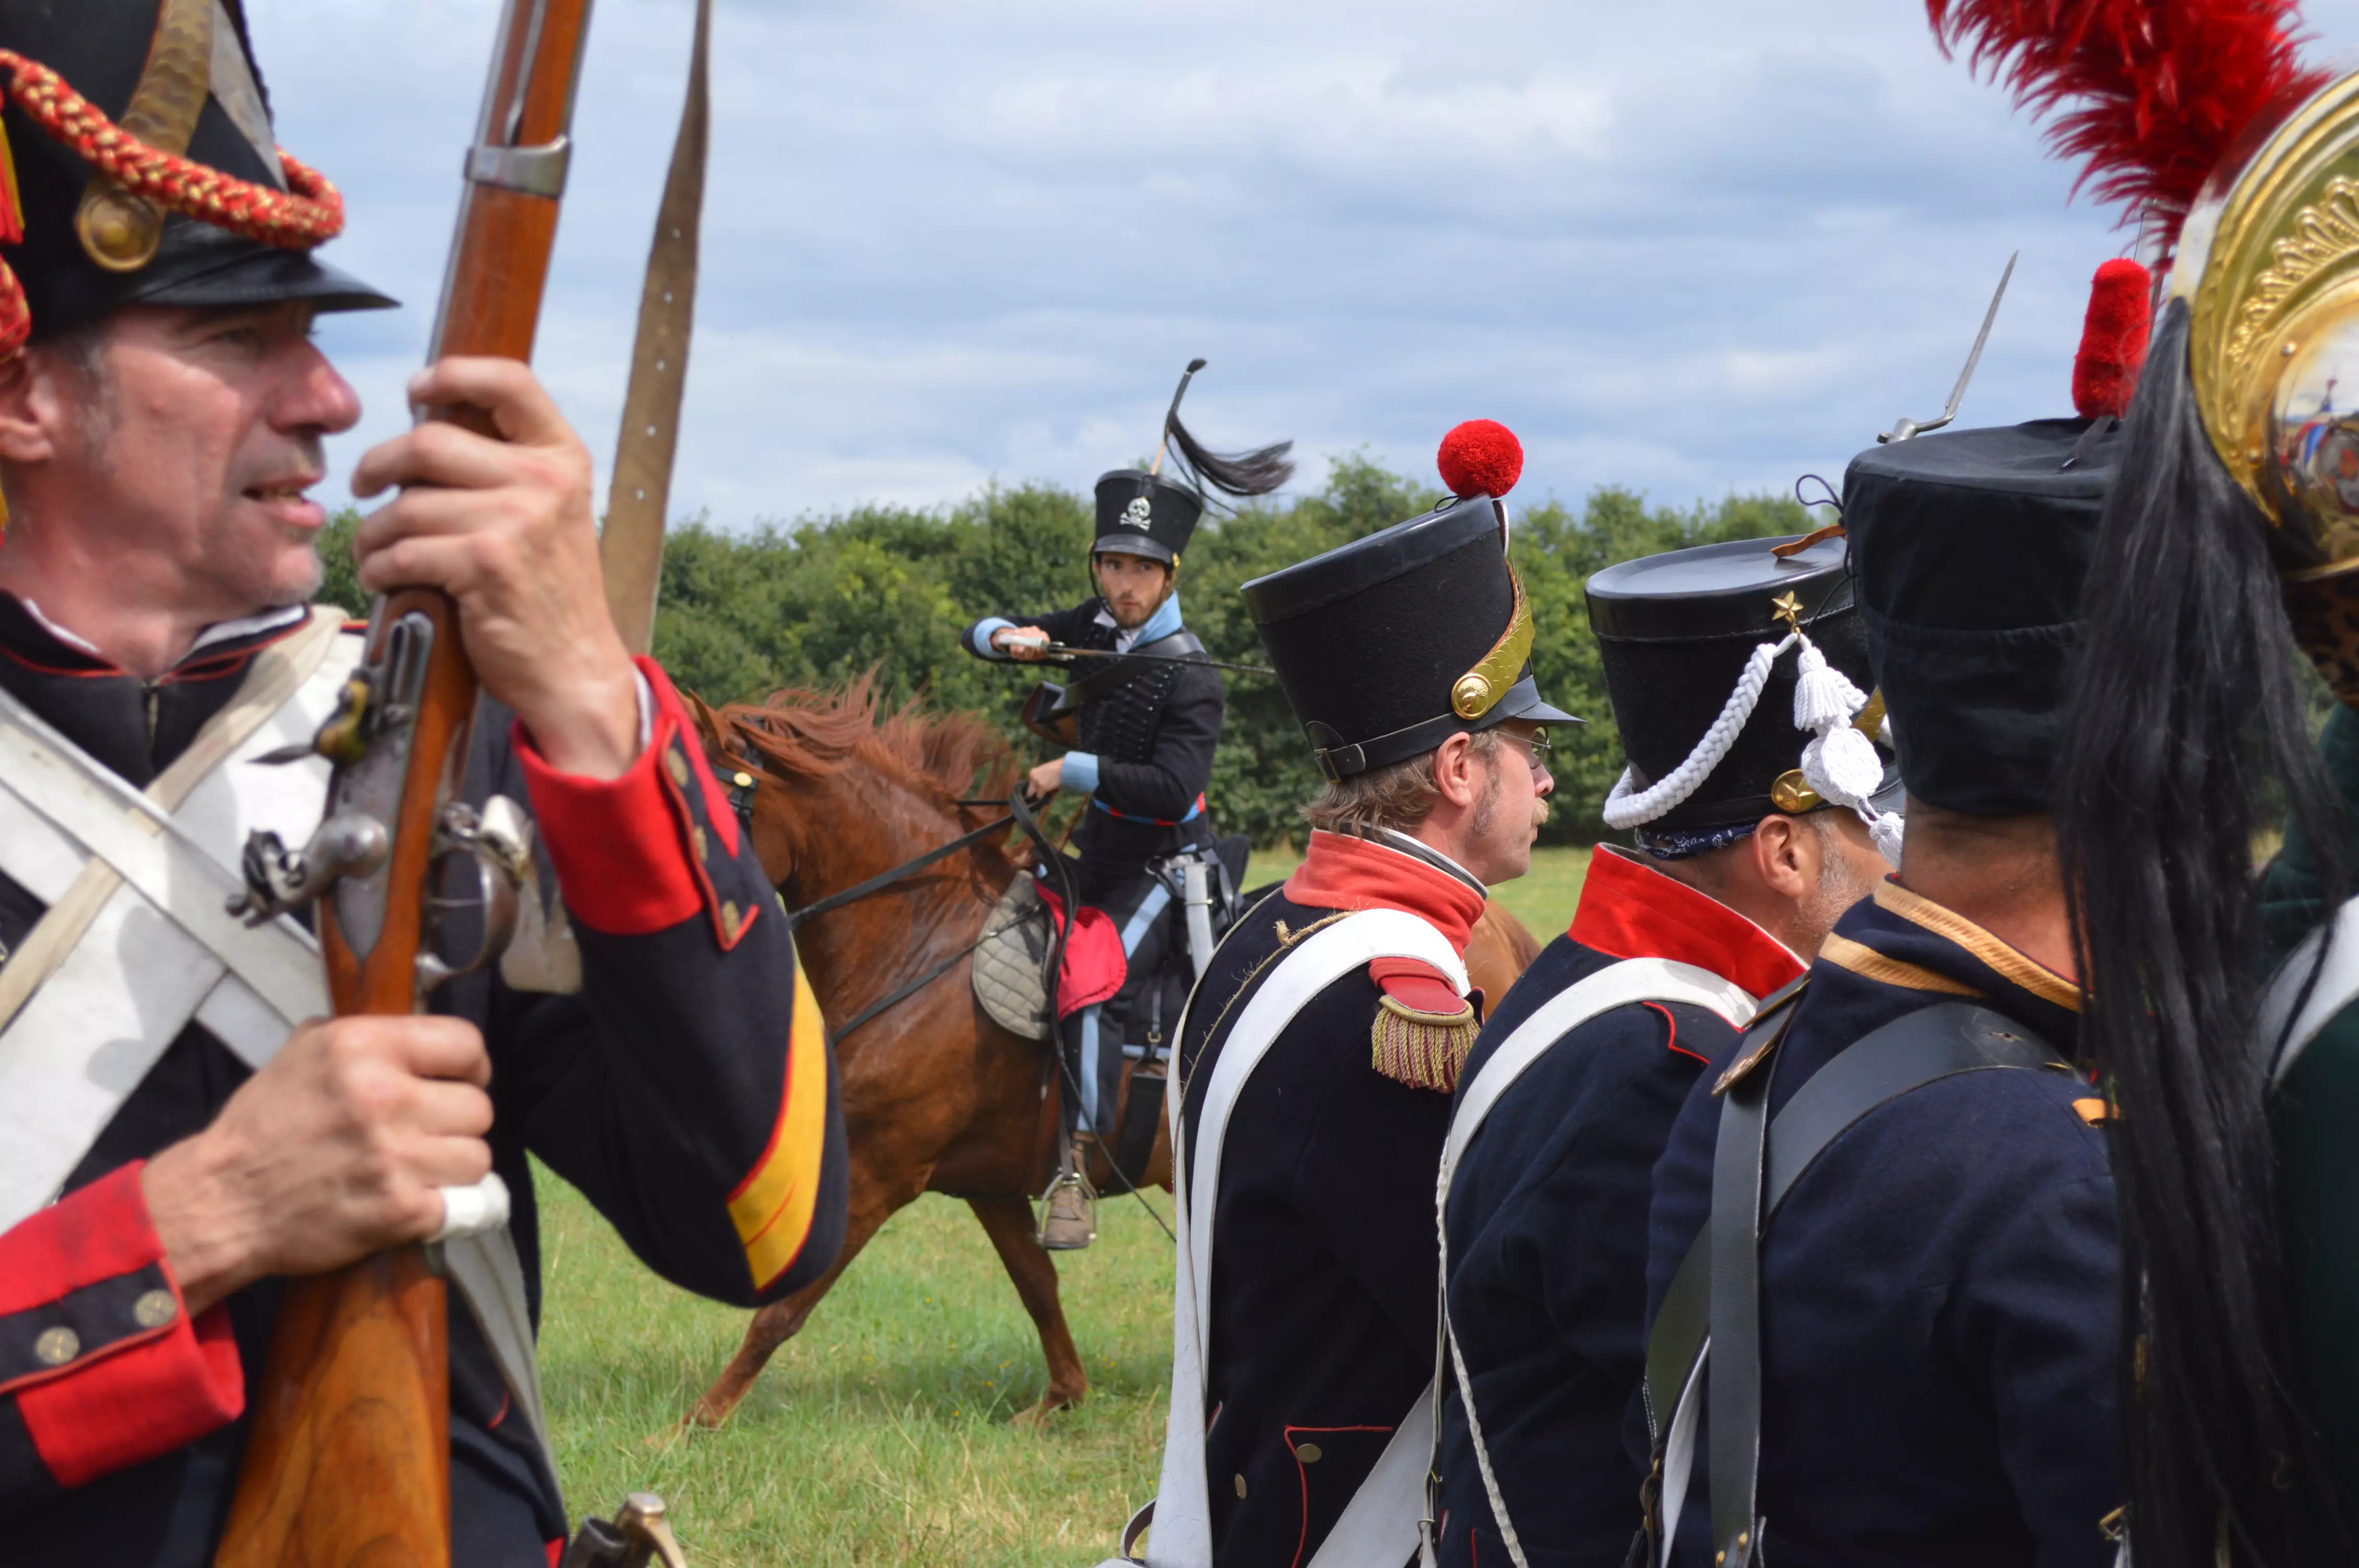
left=1880, top=251, right=2017, bottom=443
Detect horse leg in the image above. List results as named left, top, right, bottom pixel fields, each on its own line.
left=681, top=1172, right=910, bottom=1430
left=968, top=1194, right=1090, bottom=1426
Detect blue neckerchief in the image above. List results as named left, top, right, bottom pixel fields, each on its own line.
left=1105, top=590, right=1183, bottom=649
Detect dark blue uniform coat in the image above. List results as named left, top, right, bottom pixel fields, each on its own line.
left=1436, top=848, right=1806, bottom=1568
left=0, top=599, right=849, bottom=1564
left=1645, top=879, right=2120, bottom=1568
left=1177, top=829, right=1486, bottom=1567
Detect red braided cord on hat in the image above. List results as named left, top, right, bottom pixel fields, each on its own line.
left=0, top=49, right=344, bottom=354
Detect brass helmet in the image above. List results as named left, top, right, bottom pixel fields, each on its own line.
left=2172, top=72, right=2359, bottom=577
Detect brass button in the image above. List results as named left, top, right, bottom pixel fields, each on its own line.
left=1233, top=1474, right=1249, bottom=1498
left=691, top=825, right=709, bottom=862
left=719, top=901, right=742, bottom=943
left=1293, top=1442, right=1323, bottom=1463
left=665, top=750, right=692, bottom=788
left=133, top=1289, right=178, bottom=1329
left=34, top=1325, right=78, bottom=1366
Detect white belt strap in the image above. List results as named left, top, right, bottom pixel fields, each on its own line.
left=0, top=613, right=352, bottom=1229
left=2263, top=896, right=2359, bottom=1088
left=1119, top=911, right=1466, bottom=1568
left=1422, top=959, right=1756, bottom=1568
left=0, top=614, right=554, bottom=1469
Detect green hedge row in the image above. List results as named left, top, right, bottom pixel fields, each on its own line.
left=318, top=458, right=1807, bottom=845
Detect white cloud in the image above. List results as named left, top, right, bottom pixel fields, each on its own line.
left=246, top=0, right=2359, bottom=528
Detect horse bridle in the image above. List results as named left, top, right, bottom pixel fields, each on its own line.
left=729, top=762, right=1074, bottom=1051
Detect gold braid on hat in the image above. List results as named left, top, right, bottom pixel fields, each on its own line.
left=0, top=47, right=343, bottom=358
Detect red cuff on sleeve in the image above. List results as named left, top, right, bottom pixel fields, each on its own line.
left=3, top=1164, right=245, bottom=1488
left=516, top=657, right=753, bottom=943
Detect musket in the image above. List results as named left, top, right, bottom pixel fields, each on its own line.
left=212, top=2, right=596, bottom=1563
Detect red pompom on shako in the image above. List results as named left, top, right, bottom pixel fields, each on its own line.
left=2072, top=257, right=2152, bottom=419
left=1437, top=419, right=1524, bottom=499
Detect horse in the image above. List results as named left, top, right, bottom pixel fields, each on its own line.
left=679, top=677, right=1543, bottom=1428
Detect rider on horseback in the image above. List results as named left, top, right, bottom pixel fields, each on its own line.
left=964, top=363, right=1289, bottom=1249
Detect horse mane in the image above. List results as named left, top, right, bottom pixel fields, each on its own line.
left=714, top=671, right=1023, bottom=824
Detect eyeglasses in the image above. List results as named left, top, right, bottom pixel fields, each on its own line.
left=1501, top=726, right=1553, bottom=773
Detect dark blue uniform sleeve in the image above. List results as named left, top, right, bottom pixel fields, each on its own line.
left=484, top=661, right=848, bottom=1307
left=962, top=603, right=1099, bottom=660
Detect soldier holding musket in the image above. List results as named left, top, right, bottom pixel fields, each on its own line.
left=0, top=4, right=845, bottom=1561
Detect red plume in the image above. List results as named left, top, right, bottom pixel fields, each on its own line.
left=2074, top=257, right=2154, bottom=417
left=1926, top=0, right=2328, bottom=253
left=1438, top=420, right=1523, bottom=499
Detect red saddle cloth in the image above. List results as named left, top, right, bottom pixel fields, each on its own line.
left=1034, top=883, right=1127, bottom=1018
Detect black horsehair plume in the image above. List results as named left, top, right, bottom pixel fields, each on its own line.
left=2057, top=299, right=2353, bottom=1567
left=1150, top=358, right=1295, bottom=503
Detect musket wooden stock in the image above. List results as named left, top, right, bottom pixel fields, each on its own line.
left=214, top=3, right=593, bottom=1564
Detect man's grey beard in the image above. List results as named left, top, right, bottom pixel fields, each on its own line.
left=1800, top=817, right=1879, bottom=933
left=269, top=543, right=326, bottom=609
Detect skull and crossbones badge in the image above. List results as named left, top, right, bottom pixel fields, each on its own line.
left=1120, top=495, right=1154, bottom=529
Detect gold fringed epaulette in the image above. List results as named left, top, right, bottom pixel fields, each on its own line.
left=1372, top=996, right=1476, bottom=1092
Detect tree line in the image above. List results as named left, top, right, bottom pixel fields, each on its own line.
left=318, top=458, right=1809, bottom=845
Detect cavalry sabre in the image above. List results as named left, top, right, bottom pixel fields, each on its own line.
left=213, top=3, right=596, bottom=1564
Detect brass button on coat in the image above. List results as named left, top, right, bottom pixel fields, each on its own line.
left=1233, top=1474, right=1248, bottom=1498
left=134, top=1289, right=178, bottom=1329
left=1293, top=1442, right=1323, bottom=1463
left=34, top=1325, right=78, bottom=1366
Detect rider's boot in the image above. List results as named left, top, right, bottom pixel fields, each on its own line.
left=1039, top=1137, right=1097, bottom=1251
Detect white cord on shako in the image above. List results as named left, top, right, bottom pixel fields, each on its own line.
left=1599, top=625, right=1906, bottom=867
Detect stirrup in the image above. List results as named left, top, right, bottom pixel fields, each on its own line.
left=1038, top=1162, right=1098, bottom=1251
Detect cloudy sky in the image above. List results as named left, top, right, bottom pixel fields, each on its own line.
left=251, top=0, right=2359, bottom=530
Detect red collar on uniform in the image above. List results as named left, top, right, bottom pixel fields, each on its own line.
left=1570, top=844, right=1805, bottom=1000
left=1283, top=829, right=1487, bottom=955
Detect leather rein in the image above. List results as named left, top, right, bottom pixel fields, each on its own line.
left=726, top=766, right=1071, bottom=1050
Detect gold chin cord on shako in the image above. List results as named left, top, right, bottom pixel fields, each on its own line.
left=2177, top=69, right=2359, bottom=578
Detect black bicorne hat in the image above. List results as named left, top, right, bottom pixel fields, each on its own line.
left=1244, top=423, right=1576, bottom=781
left=0, top=0, right=392, bottom=347
left=1091, top=470, right=1201, bottom=566
left=1586, top=535, right=1897, bottom=831
left=1842, top=417, right=2120, bottom=816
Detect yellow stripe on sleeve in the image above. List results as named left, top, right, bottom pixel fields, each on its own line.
left=727, top=941, right=832, bottom=1292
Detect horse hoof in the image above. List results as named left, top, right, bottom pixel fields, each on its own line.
left=677, top=1399, right=732, bottom=1434
left=1010, top=1390, right=1082, bottom=1429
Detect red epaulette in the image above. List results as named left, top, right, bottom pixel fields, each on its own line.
left=1368, top=955, right=1476, bottom=1094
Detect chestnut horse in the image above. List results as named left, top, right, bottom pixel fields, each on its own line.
left=680, top=679, right=1542, bottom=1428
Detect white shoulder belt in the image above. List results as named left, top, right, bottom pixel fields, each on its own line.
left=0, top=609, right=552, bottom=1466
left=1103, top=908, right=1467, bottom=1568
left=1420, top=957, right=1756, bottom=1568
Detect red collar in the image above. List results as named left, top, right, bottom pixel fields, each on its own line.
left=1570, top=845, right=1805, bottom=1000
left=1282, top=829, right=1487, bottom=954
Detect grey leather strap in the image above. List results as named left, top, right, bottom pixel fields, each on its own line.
left=1707, top=1029, right=1772, bottom=1567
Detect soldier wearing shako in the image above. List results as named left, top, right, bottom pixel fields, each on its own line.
left=0, top=4, right=846, bottom=1562
left=2035, top=3, right=2359, bottom=1561
left=966, top=363, right=1288, bottom=1248
left=1427, top=534, right=1896, bottom=1568
left=1638, top=312, right=2134, bottom=1564
left=1106, top=421, right=1570, bottom=1568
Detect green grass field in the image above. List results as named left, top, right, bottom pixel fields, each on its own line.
left=539, top=844, right=1593, bottom=1565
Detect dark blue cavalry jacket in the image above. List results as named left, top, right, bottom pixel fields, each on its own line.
left=1645, top=879, right=2121, bottom=1568
left=1435, top=847, right=1804, bottom=1568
